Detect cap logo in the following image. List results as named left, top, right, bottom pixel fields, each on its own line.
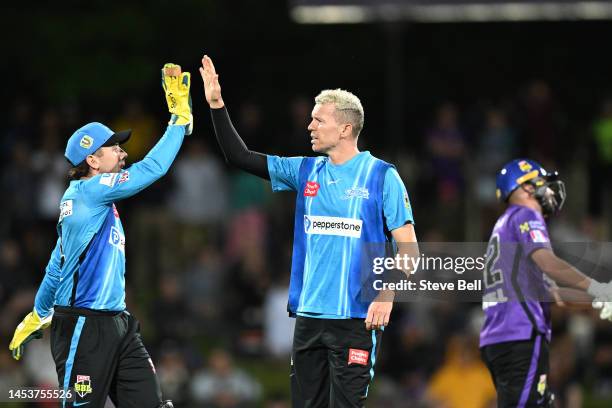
left=80, top=135, right=93, bottom=149
left=518, top=160, right=532, bottom=172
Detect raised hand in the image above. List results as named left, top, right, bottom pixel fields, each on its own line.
left=161, top=63, right=193, bottom=135
left=199, top=55, right=224, bottom=109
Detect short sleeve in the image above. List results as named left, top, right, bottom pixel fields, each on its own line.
left=513, top=209, right=552, bottom=255
left=267, top=155, right=304, bottom=192
left=382, top=167, right=414, bottom=231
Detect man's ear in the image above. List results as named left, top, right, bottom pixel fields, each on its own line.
left=86, top=154, right=99, bottom=171
left=340, top=123, right=354, bottom=139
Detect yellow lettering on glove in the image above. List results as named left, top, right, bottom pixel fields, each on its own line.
left=162, top=63, right=193, bottom=135
left=9, top=309, right=52, bottom=361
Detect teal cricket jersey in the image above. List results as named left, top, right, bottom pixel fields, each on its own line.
left=34, top=125, right=186, bottom=317
left=267, top=151, right=414, bottom=319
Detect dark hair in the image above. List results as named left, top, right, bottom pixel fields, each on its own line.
left=67, top=161, right=91, bottom=180
left=66, top=150, right=103, bottom=180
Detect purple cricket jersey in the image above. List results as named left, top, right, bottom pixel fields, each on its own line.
left=480, top=204, right=553, bottom=348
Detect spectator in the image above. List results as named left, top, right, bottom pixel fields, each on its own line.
left=31, top=109, right=69, bottom=222
left=426, top=102, right=466, bottom=203
left=476, top=107, right=518, bottom=204
left=181, top=243, right=226, bottom=325
left=425, top=334, right=496, bottom=408
left=167, top=138, right=228, bottom=262
left=151, top=274, right=193, bottom=348
left=156, top=344, right=190, bottom=406
left=589, top=99, right=612, bottom=223
left=262, top=276, right=295, bottom=358
left=190, top=348, right=262, bottom=407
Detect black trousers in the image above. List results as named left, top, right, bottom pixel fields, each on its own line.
left=291, top=316, right=382, bottom=408
left=481, top=335, right=554, bottom=408
left=51, top=307, right=162, bottom=408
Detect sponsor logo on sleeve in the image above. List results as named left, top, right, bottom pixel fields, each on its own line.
left=59, top=200, right=73, bottom=221
left=303, top=181, right=320, bottom=197
left=304, top=215, right=363, bottom=238
left=109, top=226, right=126, bottom=252
left=348, top=348, right=369, bottom=366
left=520, top=220, right=547, bottom=234
left=529, top=229, right=548, bottom=243
left=118, top=171, right=129, bottom=184
left=528, top=220, right=545, bottom=230
left=99, top=173, right=119, bottom=187
left=75, top=374, right=93, bottom=398
left=404, top=192, right=410, bottom=209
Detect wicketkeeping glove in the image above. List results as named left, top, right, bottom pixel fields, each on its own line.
left=9, top=309, right=52, bottom=361
left=161, top=63, right=193, bottom=135
left=593, top=301, right=612, bottom=322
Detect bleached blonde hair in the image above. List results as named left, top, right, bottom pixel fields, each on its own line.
left=315, top=89, right=364, bottom=137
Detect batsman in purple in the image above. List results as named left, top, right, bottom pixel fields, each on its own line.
left=480, top=158, right=612, bottom=408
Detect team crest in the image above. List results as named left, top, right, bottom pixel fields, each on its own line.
left=79, top=135, right=93, bottom=149
left=518, top=160, right=532, bottom=172
left=75, top=375, right=93, bottom=398
left=342, top=187, right=369, bottom=200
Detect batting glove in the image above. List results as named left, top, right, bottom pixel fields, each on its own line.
left=587, top=280, right=612, bottom=302
left=9, top=309, right=52, bottom=360
left=161, top=63, right=193, bottom=135
left=593, top=301, right=612, bottom=322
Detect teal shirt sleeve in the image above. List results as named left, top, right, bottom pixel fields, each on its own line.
left=267, top=155, right=304, bottom=192
left=82, top=125, right=186, bottom=205
left=383, top=168, right=414, bottom=231
left=34, top=238, right=62, bottom=318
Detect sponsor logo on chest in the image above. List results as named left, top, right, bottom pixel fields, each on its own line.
left=303, top=181, right=320, bottom=197
left=304, top=215, right=363, bottom=238
left=109, top=226, right=125, bottom=252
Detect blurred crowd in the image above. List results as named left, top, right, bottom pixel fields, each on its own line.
left=1, top=78, right=612, bottom=407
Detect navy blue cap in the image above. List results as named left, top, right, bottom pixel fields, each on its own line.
left=65, top=122, right=131, bottom=166
left=496, top=158, right=548, bottom=201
